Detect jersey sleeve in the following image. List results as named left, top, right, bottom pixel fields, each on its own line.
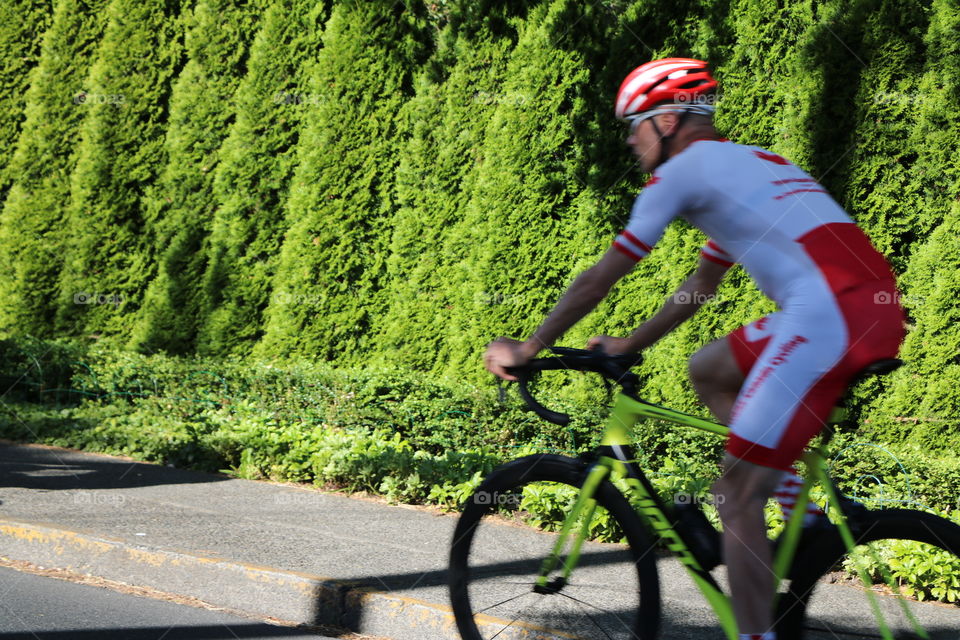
left=700, top=239, right=735, bottom=268
left=612, top=164, right=696, bottom=262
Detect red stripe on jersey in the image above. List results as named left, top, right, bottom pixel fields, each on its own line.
left=798, top=223, right=897, bottom=295
left=774, top=188, right=829, bottom=201
left=754, top=150, right=791, bottom=165
left=613, top=240, right=644, bottom=262
left=622, top=230, right=653, bottom=254
left=701, top=251, right=735, bottom=267
left=772, top=178, right=818, bottom=186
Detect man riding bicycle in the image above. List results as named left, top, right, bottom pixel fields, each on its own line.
left=483, top=58, right=905, bottom=640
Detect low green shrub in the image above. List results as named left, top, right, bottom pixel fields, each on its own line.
left=1, top=337, right=958, bottom=604
left=845, top=511, right=960, bottom=604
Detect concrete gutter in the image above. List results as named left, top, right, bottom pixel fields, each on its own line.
left=0, top=518, right=566, bottom=640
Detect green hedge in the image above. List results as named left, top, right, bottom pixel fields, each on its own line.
left=1, top=0, right=959, bottom=458
left=197, top=0, right=331, bottom=356
left=256, top=0, right=432, bottom=360
left=0, top=0, right=109, bottom=335
left=54, top=0, right=187, bottom=337
left=129, top=0, right=267, bottom=355
left=0, top=0, right=53, bottom=205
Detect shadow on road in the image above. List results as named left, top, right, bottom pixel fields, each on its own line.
left=0, top=443, right=228, bottom=491
left=0, top=623, right=318, bottom=639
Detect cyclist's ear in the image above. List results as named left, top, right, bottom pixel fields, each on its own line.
left=656, top=111, right=682, bottom=136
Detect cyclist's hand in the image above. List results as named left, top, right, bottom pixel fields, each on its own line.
left=484, top=337, right=532, bottom=381
left=587, top=335, right=632, bottom=356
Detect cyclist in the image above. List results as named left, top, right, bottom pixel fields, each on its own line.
left=483, top=58, right=905, bottom=640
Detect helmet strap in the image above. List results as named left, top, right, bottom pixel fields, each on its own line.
left=650, top=109, right=692, bottom=169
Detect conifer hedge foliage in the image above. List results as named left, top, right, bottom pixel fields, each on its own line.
left=2, top=0, right=960, bottom=450
left=127, top=0, right=267, bottom=356
left=53, top=0, right=187, bottom=337
left=197, top=0, right=330, bottom=356
left=0, top=0, right=109, bottom=335
left=0, top=0, right=53, bottom=205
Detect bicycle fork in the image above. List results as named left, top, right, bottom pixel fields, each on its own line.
left=533, top=450, right=741, bottom=640
left=534, top=461, right=609, bottom=593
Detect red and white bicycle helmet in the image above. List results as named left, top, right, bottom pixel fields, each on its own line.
left=615, top=58, right=717, bottom=120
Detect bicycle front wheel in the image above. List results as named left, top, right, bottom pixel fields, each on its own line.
left=778, top=509, right=960, bottom=640
left=449, top=454, right=660, bottom=640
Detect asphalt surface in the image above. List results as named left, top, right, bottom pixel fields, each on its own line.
left=0, top=566, right=337, bottom=639
left=0, top=442, right=956, bottom=639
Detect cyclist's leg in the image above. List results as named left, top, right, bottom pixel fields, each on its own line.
left=713, top=454, right=783, bottom=634
left=688, top=338, right=745, bottom=424
left=717, top=282, right=904, bottom=636
left=690, top=312, right=782, bottom=424
left=715, top=305, right=849, bottom=636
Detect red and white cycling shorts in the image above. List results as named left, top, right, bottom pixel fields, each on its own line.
left=725, top=280, right=905, bottom=470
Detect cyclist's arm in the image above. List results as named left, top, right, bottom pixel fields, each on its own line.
left=621, top=255, right=730, bottom=352
left=520, top=248, right=637, bottom=357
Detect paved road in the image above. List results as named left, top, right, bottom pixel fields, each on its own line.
left=0, top=565, right=338, bottom=639
left=0, top=442, right=956, bottom=639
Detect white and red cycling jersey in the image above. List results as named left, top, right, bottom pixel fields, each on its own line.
left=613, top=139, right=904, bottom=470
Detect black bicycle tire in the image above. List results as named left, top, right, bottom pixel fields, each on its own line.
left=777, top=508, right=960, bottom=640
left=449, top=454, right=661, bottom=640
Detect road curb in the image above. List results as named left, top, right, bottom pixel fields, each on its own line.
left=0, top=518, right=470, bottom=639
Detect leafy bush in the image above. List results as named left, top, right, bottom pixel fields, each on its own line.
left=1, top=337, right=958, bottom=604
left=845, top=512, right=960, bottom=604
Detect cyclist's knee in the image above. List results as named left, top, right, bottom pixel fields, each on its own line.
left=689, top=339, right=741, bottom=391
left=713, top=455, right=782, bottom=520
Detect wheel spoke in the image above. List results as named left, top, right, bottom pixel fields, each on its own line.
left=473, top=590, right=536, bottom=617
left=449, top=456, right=659, bottom=640
left=555, top=590, right=633, bottom=639
left=781, top=509, right=960, bottom=640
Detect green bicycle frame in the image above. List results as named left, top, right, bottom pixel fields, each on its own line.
left=534, top=390, right=925, bottom=640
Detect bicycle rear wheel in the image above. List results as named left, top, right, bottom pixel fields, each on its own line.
left=778, top=509, right=960, bottom=640
left=449, top=454, right=660, bottom=640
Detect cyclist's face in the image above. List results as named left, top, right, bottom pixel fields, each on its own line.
left=627, top=116, right=664, bottom=173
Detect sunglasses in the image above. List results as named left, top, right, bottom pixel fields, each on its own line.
left=625, top=111, right=659, bottom=136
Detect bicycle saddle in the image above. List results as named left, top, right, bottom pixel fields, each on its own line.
left=852, top=358, right=903, bottom=383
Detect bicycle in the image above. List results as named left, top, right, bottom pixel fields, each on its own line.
left=448, top=347, right=960, bottom=640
